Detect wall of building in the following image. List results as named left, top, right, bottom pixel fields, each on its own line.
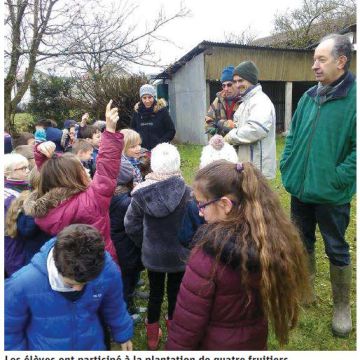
left=169, top=53, right=208, bottom=145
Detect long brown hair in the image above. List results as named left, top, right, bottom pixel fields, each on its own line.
left=193, top=160, right=311, bottom=346
left=38, top=153, right=90, bottom=196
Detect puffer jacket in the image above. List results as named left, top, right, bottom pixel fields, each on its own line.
left=225, top=84, right=276, bottom=179
left=5, top=238, right=133, bottom=350
left=280, top=72, right=356, bottom=204
left=110, top=191, right=143, bottom=274
left=24, top=131, right=124, bottom=263
left=130, top=99, right=175, bottom=150
left=124, top=176, right=191, bottom=273
left=166, top=235, right=267, bottom=350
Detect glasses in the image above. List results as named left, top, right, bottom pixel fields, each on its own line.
left=222, top=82, right=233, bottom=88
left=14, top=166, right=29, bottom=172
left=196, top=198, right=221, bottom=211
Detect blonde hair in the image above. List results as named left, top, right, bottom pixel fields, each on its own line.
left=5, top=168, right=41, bottom=238
left=120, top=129, right=142, bottom=156
left=4, top=153, right=28, bottom=178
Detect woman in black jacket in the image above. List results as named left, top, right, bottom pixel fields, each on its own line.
left=131, top=84, right=175, bottom=150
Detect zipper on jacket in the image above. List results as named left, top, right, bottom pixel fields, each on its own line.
left=299, top=104, right=321, bottom=198
left=71, top=301, right=76, bottom=349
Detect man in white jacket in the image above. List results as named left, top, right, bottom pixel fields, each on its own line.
left=224, top=61, right=276, bottom=179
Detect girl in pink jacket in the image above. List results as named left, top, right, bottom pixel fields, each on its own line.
left=23, top=101, right=123, bottom=263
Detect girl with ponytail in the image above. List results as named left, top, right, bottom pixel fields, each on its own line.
left=166, top=160, right=311, bottom=350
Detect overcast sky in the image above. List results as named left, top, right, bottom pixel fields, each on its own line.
left=122, top=0, right=304, bottom=74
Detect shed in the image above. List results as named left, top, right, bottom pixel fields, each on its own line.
left=154, top=41, right=356, bottom=145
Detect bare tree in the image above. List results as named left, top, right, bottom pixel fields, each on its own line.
left=224, top=26, right=259, bottom=45
left=4, top=0, right=189, bottom=133
left=58, top=1, right=189, bottom=75
left=271, top=0, right=356, bottom=48
left=4, top=0, right=82, bottom=133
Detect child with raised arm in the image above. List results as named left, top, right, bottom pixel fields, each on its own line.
left=166, top=160, right=311, bottom=350
left=23, top=100, right=123, bottom=263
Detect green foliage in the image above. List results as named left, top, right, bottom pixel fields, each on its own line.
left=113, top=136, right=356, bottom=351
left=13, top=113, right=35, bottom=134
left=27, top=74, right=74, bottom=127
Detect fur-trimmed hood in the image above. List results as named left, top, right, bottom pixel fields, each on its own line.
left=23, top=188, right=81, bottom=218
left=133, top=98, right=167, bottom=113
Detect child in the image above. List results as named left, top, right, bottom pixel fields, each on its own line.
left=6, top=168, right=52, bottom=266
left=23, top=100, right=123, bottom=264
left=110, top=129, right=145, bottom=323
left=124, top=143, right=192, bottom=350
left=72, top=139, right=95, bottom=178
left=199, top=134, right=238, bottom=169
left=166, top=160, right=311, bottom=350
left=5, top=224, right=133, bottom=350
left=4, top=153, right=30, bottom=276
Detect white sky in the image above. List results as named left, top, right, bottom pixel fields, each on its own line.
left=122, top=0, right=304, bottom=74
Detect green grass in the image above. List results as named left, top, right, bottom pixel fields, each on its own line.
left=113, top=136, right=356, bottom=351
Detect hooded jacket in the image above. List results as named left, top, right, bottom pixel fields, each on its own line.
left=280, top=72, right=356, bottom=204
left=166, top=228, right=267, bottom=350
left=130, top=99, right=175, bottom=150
left=124, top=176, right=191, bottom=273
left=24, top=131, right=124, bottom=263
left=5, top=238, right=133, bottom=350
left=225, top=84, right=276, bottom=179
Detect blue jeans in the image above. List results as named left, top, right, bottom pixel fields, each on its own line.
left=291, top=196, right=351, bottom=266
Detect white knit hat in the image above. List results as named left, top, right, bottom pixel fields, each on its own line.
left=151, top=143, right=180, bottom=174
left=139, top=84, right=156, bottom=98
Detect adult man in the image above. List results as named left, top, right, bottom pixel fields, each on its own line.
left=224, top=61, right=276, bottom=179
left=280, top=34, right=356, bottom=337
left=5, top=224, right=134, bottom=350
left=205, top=65, right=241, bottom=137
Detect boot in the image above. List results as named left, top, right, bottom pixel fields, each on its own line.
left=330, top=263, right=352, bottom=337
left=302, top=252, right=316, bottom=305
left=307, top=252, right=316, bottom=304
left=145, top=319, right=162, bottom=350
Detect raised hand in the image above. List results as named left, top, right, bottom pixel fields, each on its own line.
left=105, top=100, right=119, bottom=133
left=80, top=113, right=90, bottom=127
left=38, top=141, right=56, bottom=158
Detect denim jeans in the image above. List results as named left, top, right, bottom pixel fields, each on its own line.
left=291, top=196, right=351, bottom=266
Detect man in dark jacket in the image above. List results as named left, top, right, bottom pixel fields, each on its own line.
left=280, top=34, right=356, bottom=338
left=5, top=224, right=133, bottom=350
left=131, top=84, right=175, bottom=150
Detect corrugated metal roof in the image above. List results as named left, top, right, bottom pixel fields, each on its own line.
left=154, top=41, right=314, bottom=79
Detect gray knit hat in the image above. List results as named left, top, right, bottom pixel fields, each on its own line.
left=233, top=61, right=259, bottom=85
left=139, top=84, right=156, bottom=98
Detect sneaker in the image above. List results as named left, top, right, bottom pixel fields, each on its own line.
left=134, top=289, right=149, bottom=300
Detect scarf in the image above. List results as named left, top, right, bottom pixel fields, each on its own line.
left=316, top=72, right=347, bottom=104
left=5, top=179, right=29, bottom=193
left=132, top=171, right=183, bottom=194
left=125, top=156, right=143, bottom=184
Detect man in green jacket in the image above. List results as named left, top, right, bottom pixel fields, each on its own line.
left=280, top=34, right=355, bottom=338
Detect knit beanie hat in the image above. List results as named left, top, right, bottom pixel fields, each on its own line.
left=151, top=143, right=180, bottom=174
left=34, top=128, right=47, bottom=143
left=220, top=66, right=234, bottom=83
left=117, top=157, right=135, bottom=185
left=233, top=61, right=259, bottom=85
left=140, top=84, right=156, bottom=98
left=63, top=119, right=77, bottom=129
